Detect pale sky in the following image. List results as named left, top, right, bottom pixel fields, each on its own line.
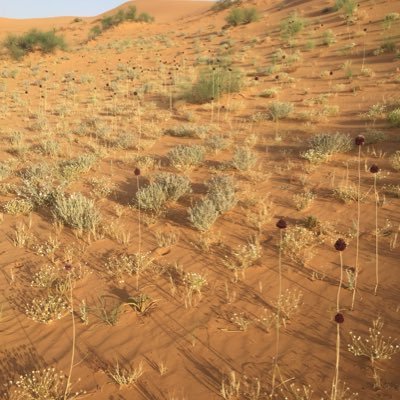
left=0, top=0, right=215, bottom=19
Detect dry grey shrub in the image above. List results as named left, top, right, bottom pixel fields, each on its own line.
left=52, top=192, right=101, bottom=231
left=58, top=154, right=97, bottom=181
left=2, top=198, right=33, bottom=215
left=154, top=172, right=192, bottom=202
left=167, top=144, right=205, bottom=170
left=107, top=361, right=144, bottom=387
left=165, top=123, right=210, bottom=138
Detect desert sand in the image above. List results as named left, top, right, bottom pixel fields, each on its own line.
left=0, top=0, right=399, bottom=399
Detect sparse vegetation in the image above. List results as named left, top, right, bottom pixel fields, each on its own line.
left=226, top=7, right=260, bottom=26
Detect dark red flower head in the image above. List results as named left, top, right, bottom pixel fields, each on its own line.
left=370, top=164, right=379, bottom=174
left=355, top=135, right=365, bottom=146
left=134, top=167, right=141, bottom=176
left=334, top=313, right=344, bottom=323
left=276, top=219, right=287, bottom=229
left=334, top=238, right=347, bottom=251
left=64, top=263, right=73, bottom=271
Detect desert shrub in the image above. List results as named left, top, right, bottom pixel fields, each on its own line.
left=231, top=146, right=258, bottom=171
left=267, top=101, right=294, bottom=121
left=59, top=154, right=97, bottom=181
left=292, top=191, right=316, bottom=211
left=188, top=199, right=219, bottom=231
left=205, top=134, right=231, bottom=153
left=24, top=294, right=69, bottom=324
left=280, top=13, right=306, bottom=40
left=4, top=29, right=66, bottom=59
left=260, top=88, right=278, bottom=98
left=0, top=163, right=12, bottom=180
left=52, top=192, right=101, bottom=231
left=137, top=12, right=155, bottom=22
left=383, top=13, right=400, bottom=29
left=333, top=184, right=359, bottom=203
left=167, top=145, right=205, bottom=170
left=281, top=225, right=321, bottom=265
left=334, top=0, right=358, bottom=17
left=89, top=25, right=102, bottom=40
left=212, top=0, right=241, bottom=11
left=226, top=7, right=260, bottom=26
left=322, top=29, right=336, bottom=46
left=136, top=183, right=167, bottom=215
left=388, top=108, right=400, bottom=127
left=125, top=5, right=137, bottom=20
left=8, top=367, right=83, bottom=400
left=2, top=198, right=33, bottom=215
left=207, top=175, right=236, bottom=213
left=389, top=151, right=400, bottom=171
left=154, top=173, right=192, bottom=202
left=165, top=124, right=210, bottom=138
left=185, top=67, right=242, bottom=104
left=301, top=132, right=352, bottom=164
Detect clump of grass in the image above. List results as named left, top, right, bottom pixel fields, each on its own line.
left=184, top=67, right=243, bottom=104
left=334, top=0, right=358, bottom=18
left=52, top=192, right=101, bottom=231
left=292, top=190, right=316, bottom=211
left=387, top=108, right=400, bottom=127
left=2, top=198, right=33, bottom=215
left=107, top=361, right=144, bottom=387
left=226, top=7, right=260, bottom=26
left=4, top=29, right=67, bottom=59
left=207, top=175, right=236, bottom=213
left=267, top=101, right=294, bottom=122
left=135, top=183, right=167, bottom=216
left=154, top=173, right=192, bottom=202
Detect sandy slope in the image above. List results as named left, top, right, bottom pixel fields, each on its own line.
left=0, top=0, right=399, bottom=399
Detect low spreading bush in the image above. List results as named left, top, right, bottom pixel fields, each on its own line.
left=226, top=7, right=260, bottom=26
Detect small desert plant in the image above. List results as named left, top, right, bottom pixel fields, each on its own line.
left=333, top=184, right=359, bottom=203
left=387, top=108, right=400, bottom=127
left=96, top=296, right=124, bottom=326
left=154, top=172, right=192, bottom=202
left=334, top=0, right=358, bottom=18
left=280, top=13, right=306, bottom=40
left=167, top=145, right=205, bottom=170
left=24, top=293, right=69, bottom=324
left=52, top=192, right=101, bottom=231
left=223, top=236, right=262, bottom=280
left=2, top=198, right=33, bottom=215
left=212, top=0, right=241, bottom=11
left=267, top=101, right=294, bottom=122
left=322, top=29, right=336, bottom=46
left=231, top=146, right=258, bottom=171
left=126, top=294, right=158, bottom=316
left=107, top=361, right=144, bottom=387
left=348, top=317, right=399, bottom=389
left=382, top=12, right=400, bottom=30
left=8, top=367, right=84, bottom=400
left=221, top=371, right=241, bottom=399
left=292, top=190, right=315, bottom=211
left=226, top=7, right=260, bottom=26
left=188, top=198, right=219, bottom=231
left=207, top=175, right=236, bottom=213
left=389, top=151, right=400, bottom=171
left=205, top=134, right=231, bottom=153
left=185, top=67, right=242, bottom=104
left=135, top=183, right=167, bottom=216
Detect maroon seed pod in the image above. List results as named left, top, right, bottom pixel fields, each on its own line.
left=334, top=238, right=347, bottom=252
left=134, top=167, right=141, bottom=176
left=370, top=164, right=379, bottom=174
left=276, top=219, right=287, bottom=229
left=64, top=263, right=73, bottom=271
left=334, top=313, right=344, bottom=323
left=355, top=135, right=365, bottom=146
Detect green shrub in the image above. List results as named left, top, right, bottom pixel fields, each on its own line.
left=137, top=12, right=155, bottom=23
left=167, top=145, right=205, bottom=170
left=389, top=151, right=400, bottom=171
left=125, top=6, right=137, bottom=20
left=89, top=25, right=102, bottom=40
left=280, top=13, right=306, bottom=40
left=334, top=0, right=357, bottom=17
left=212, top=0, right=241, bottom=11
left=188, top=199, right=219, bottom=231
left=388, top=108, right=400, bottom=126
left=226, top=7, right=260, bottom=26
left=322, top=29, right=336, bottom=46
left=383, top=13, right=400, bottom=30
left=4, top=29, right=66, bottom=59
left=185, top=67, right=242, bottom=104
left=53, top=192, right=101, bottom=231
